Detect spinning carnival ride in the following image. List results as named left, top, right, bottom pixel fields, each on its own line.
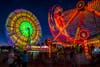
left=6, top=9, right=42, bottom=50
left=48, top=0, right=100, bottom=59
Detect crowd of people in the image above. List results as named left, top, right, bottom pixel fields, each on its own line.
left=0, top=44, right=100, bottom=67
left=8, top=49, right=29, bottom=67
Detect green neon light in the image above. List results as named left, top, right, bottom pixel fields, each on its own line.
left=19, top=21, right=34, bottom=37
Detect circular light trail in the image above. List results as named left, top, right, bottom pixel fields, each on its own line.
left=6, top=9, right=42, bottom=49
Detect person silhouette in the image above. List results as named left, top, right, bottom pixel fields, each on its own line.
left=22, top=50, right=29, bottom=67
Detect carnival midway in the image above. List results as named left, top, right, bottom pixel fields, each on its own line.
left=0, top=0, right=100, bottom=67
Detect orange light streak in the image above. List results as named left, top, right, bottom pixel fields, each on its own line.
left=53, top=9, right=79, bottom=41
left=75, top=11, right=84, bottom=40
left=85, top=7, right=100, bottom=17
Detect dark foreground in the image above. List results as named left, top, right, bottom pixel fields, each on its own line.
left=0, top=62, right=100, bottom=67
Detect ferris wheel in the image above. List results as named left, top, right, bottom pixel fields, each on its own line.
left=6, top=9, right=42, bottom=49
left=48, top=0, right=100, bottom=45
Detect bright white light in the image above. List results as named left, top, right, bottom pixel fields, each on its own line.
left=93, top=47, right=100, bottom=54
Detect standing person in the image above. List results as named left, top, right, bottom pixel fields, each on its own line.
left=8, top=49, right=15, bottom=67
left=22, top=50, right=29, bottom=67
left=15, top=52, right=22, bottom=67
left=70, top=47, right=77, bottom=67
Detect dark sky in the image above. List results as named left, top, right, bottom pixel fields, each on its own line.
left=0, top=0, right=90, bottom=44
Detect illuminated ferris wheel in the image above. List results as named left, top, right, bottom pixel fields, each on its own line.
left=6, top=9, right=42, bottom=49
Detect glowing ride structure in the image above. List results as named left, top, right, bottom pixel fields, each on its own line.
left=6, top=9, right=42, bottom=50
left=48, top=0, right=100, bottom=59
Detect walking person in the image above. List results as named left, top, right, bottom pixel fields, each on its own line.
left=8, top=49, right=15, bottom=67
left=70, top=47, right=77, bottom=67
left=22, top=50, right=29, bottom=67
left=15, top=52, right=22, bottom=67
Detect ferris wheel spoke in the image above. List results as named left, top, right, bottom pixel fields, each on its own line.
left=9, top=31, right=20, bottom=36
left=13, top=35, right=21, bottom=45
left=7, top=25, right=18, bottom=28
left=53, top=9, right=79, bottom=41
left=85, top=7, right=100, bottom=17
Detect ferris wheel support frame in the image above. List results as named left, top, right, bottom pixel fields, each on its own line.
left=53, top=9, right=79, bottom=41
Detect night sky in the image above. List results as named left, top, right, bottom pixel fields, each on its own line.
left=0, top=0, right=90, bottom=45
